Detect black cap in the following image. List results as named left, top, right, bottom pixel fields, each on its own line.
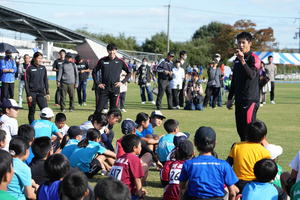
left=67, top=126, right=83, bottom=138
left=177, top=140, right=194, bottom=158
left=195, top=126, right=216, bottom=146
left=65, top=52, right=74, bottom=58
left=121, top=119, right=137, bottom=135
left=168, top=51, right=175, bottom=57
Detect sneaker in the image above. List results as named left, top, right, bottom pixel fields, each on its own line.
left=150, top=101, right=155, bottom=105
left=69, top=109, right=74, bottom=112
left=260, top=104, right=264, bottom=107
left=61, top=109, right=66, bottom=113
left=121, top=109, right=127, bottom=112
left=83, top=102, right=87, bottom=106
left=141, top=101, right=146, bottom=104
left=263, top=102, right=266, bottom=104
left=271, top=101, right=275, bottom=104
left=176, top=105, right=180, bottom=109
left=100, top=170, right=108, bottom=176
left=102, top=109, right=109, bottom=114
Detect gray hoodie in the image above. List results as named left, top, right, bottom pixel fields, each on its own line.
left=57, top=62, right=79, bottom=86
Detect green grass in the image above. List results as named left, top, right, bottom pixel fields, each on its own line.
left=15, top=81, right=300, bottom=199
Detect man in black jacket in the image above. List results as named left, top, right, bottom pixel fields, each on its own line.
left=156, top=51, right=175, bottom=110
left=227, top=32, right=261, bottom=141
left=92, top=43, right=131, bottom=114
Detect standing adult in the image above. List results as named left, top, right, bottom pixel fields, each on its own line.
left=0, top=50, right=17, bottom=100
left=25, top=52, right=49, bottom=124
left=75, top=55, right=90, bottom=106
left=57, top=53, right=79, bottom=112
left=178, top=50, right=188, bottom=107
left=203, top=60, right=222, bottom=109
left=92, top=43, right=131, bottom=114
left=227, top=32, right=261, bottom=141
left=265, top=55, right=277, bottom=104
left=136, top=58, right=155, bottom=105
left=52, top=49, right=66, bottom=106
left=156, top=51, right=175, bottom=110
left=170, top=60, right=185, bottom=109
left=18, top=54, right=30, bottom=107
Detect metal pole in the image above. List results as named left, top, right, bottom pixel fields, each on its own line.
left=167, top=4, right=170, bottom=53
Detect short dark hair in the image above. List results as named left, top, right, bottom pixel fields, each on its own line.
left=194, top=127, right=216, bottom=153
left=9, top=136, right=29, bottom=156
left=254, top=159, right=278, bottom=183
left=32, top=137, right=52, bottom=159
left=94, top=177, right=130, bottom=200
left=45, top=154, right=70, bottom=181
left=179, top=50, right=187, bottom=57
left=92, top=114, right=108, bottom=126
left=247, top=120, right=267, bottom=143
left=121, top=134, right=141, bottom=153
left=78, top=128, right=100, bottom=148
left=88, top=114, right=94, bottom=121
left=268, top=56, right=273, bottom=59
left=163, top=119, right=179, bottom=133
left=0, top=149, right=13, bottom=183
left=0, top=129, right=6, bottom=142
left=59, top=49, right=66, bottom=54
left=55, top=113, right=67, bottom=123
left=135, top=112, right=149, bottom=125
left=107, top=109, right=122, bottom=121
left=142, top=58, right=148, bottom=62
left=107, top=43, right=117, bottom=51
left=31, top=51, right=43, bottom=65
left=60, top=171, right=88, bottom=200
left=18, top=124, right=35, bottom=143
left=237, top=31, right=253, bottom=42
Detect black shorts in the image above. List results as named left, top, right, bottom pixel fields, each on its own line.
left=85, top=158, right=102, bottom=178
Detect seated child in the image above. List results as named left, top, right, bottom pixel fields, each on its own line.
left=94, top=177, right=131, bottom=200
left=0, top=149, right=16, bottom=200
left=110, top=134, right=146, bottom=200
left=59, top=171, right=89, bottom=200
left=7, top=136, right=37, bottom=200
left=32, top=107, right=63, bottom=141
left=79, top=114, right=94, bottom=136
left=29, top=137, right=52, bottom=185
left=55, top=113, right=69, bottom=136
left=163, top=140, right=194, bottom=200
left=141, top=110, right=166, bottom=137
left=179, top=126, right=239, bottom=200
left=0, top=129, right=6, bottom=149
left=38, top=154, right=70, bottom=200
left=69, top=128, right=116, bottom=178
left=157, top=119, right=179, bottom=165
left=60, top=126, right=83, bottom=159
left=242, top=158, right=287, bottom=200
left=227, top=120, right=271, bottom=192
left=17, top=124, right=35, bottom=165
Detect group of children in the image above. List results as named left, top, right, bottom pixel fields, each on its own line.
left=0, top=98, right=299, bottom=200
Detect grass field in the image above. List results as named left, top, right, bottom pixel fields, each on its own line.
left=15, top=81, right=300, bottom=199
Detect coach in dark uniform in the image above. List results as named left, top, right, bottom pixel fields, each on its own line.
left=92, top=43, right=131, bottom=114
left=156, top=51, right=175, bottom=110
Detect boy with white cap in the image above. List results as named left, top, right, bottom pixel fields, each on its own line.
left=31, top=107, right=63, bottom=141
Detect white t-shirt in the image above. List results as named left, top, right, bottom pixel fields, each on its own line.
left=290, top=151, right=300, bottom=182
left=59, top=124, right=69, bottom=136
left=0, top=114, right=18, bottom=151
left=170, top=67, right=185, bottom=89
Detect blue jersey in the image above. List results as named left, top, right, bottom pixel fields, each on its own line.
left=7, top=158, right=32, bottom=200
left=157, top=134, right=175, bottom=162
left=242, top=182, right=280, bottom=200
left=32, top=119, right=59, bottom=138
left=69, top=141, right=107, bottom=172
left=0, top=58, right=17, bottom=83
left=141, top=123, right=153, bottom=136
left=61, top=139, right=80, bottom=159
left=37, top=180, right=61, bottom=200
left=179, top=155, right=238, bottom=199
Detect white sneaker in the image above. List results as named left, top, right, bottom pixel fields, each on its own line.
left=271, top=101, right=276, bottom=104
left=176, top=105, right=180, bottom=109
left=83, top=102, right=87, bottom=106
left=150, top=101, right=155, bottom=105
left=260, top=104, right=264, bottom=107
left=121, top=109, right=127, bottom=112
left=263, top=102, right=266, bottom=104
left=141, top=102, right=146, bottom=104
left=102, top=109, right=109, bottom=114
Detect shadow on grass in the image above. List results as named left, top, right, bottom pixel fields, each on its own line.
left=145, top=197, right=162, bottom=200
left=144, top=180, right=163, bottom=188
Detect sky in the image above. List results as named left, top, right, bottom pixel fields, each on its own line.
left=0, top=0, right=300, bottom=50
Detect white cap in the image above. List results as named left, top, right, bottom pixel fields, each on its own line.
left=40, top=107, right=54, bottom=118
left=150, top=110, right=166, bottom=119
left=265, top=144, right=283, bottom=160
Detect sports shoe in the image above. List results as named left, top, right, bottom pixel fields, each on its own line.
left=176, top=105, right=180, bottom=109
left=141, top=101, right=146, bottom=104
left=83, top=102, right=87, bottom=106
left=102, top=109, right=109, bottom=114
left=260, top=104, right=264, bottom=107
left=263, top=102, right=266, bottom=104
left=271, top=101, right=275, bottom=104
left=121, top=109, right=127, bottom=112
left=69, top=109, right=74, bottom=112
left=150, top=101, right=155, bottom=105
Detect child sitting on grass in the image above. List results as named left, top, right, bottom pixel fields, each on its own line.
left=69, top=128, right=116, bottom=178
left=55, top=112, right=69, bottom=136
left=0, top=129, right=6, bottom=149
left=242, top=158, right=286, bottom=200
left=17, top=124, right=35, bottom=165
left=60, top=126, right=83, bottom=158
left=179, top=126, right=239, bottom=200
left=110, top=134, right=146, bottom=200
left=0, top=149, right=16, bottom=200
left=7, top=136, right=38, bottom=200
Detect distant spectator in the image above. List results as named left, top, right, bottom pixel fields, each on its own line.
left=265, top=55, right=277, bottom=104
left=170, top=60, right=185, bottom=109
left=17, top=54, right=30, bottom=107
left=52, top=49, right=66, bottom=106
left=75, top=55, right=90, bottom=106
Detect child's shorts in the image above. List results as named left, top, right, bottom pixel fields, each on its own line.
left=85, top=158, right=102, bottom=178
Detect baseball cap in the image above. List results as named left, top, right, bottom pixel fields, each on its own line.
left=265, top=144, right=283, bottom=160
left=177, top=140, right=194, bottom=158
left=121, top=119, right=137, bottom=135
left=168, top=51, right=175, bottom=57
left=40, top=107, right=55, bottom=118
left=65, top=52, right=74, bottom=58
left=195, top=126, right=216, bottom=146
left=150, top=110, right=166, bottom=119
left=174, top=132, right=190, bottom=147
left=1, top=99, right=22, bottom=110
left=67, top=126, right=83, bottom=138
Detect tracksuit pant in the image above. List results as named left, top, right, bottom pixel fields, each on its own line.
left=95, top=87, right=119, bottom=114
left=28, top=92, right=48, bottom=124
left=156, top=79, right=172, bottom=109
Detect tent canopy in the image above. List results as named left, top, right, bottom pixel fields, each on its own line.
left=229, top=51, right=300, bottom=65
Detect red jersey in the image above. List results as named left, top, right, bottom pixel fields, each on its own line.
left=116, top=138, right=125, bottom=158
left=109, top=153, right=144, bottom=194
left=163, top=160, right=184, bottom=200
